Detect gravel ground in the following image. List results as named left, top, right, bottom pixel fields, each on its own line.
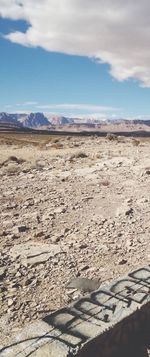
left=0, top=133, right=150, bottom=346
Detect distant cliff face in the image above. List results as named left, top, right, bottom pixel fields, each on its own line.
left=1, top=112, right=150, bottom=130
left=49, top=116, right=73, bottom=125
left=0, top=112, right=20, bottom=123
left=0, top=112, right=73, bottom=129
left=18, top=112, right=50, bottom=128
left=132, top=119, right=150, bottom=126
left=0, top=112, right=23, bottom=131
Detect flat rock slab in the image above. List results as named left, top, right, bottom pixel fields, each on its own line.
left=1, top=266, right=150, bottom=357
left=9, top=242, right=61, bottom=266
left=74, top=167, right=98, bottom=177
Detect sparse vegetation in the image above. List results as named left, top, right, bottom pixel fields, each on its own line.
left=3, top=163, right=20, bottom=175
left=0, top=155, right=25, bottom=168
left=117, top=136, right=126, bottom=143
left=106, top=133, right=118, bottom=141
left=0, top=131, right=150, bottom=349
left=131, top=138, right=140, bottom=146
left=95, top=153, right=102, bottom=159
left=99, top=179, right=110, bottom=186
left=51, top=142, right=64, bottom=149
left=35, top=159, right=46, bottom=169
left=69, top=151, right=88, bottom=160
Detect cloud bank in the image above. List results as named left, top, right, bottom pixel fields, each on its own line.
left=1, top=0, right=150, bottom=86
left=35, top=104, right=119, bottom=112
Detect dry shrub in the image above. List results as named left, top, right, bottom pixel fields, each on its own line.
left=73, top=143, right=80, bottom=147
left=51, top=138, right=60, bottom=143
left=1, top=156, right=25, bottom=167
left=31, top=159, right=48, bottom=170
left=144, top=167, right=150, bottom=175
left=107, top=150, right=113, bottom=159
left=90, top=153, right=101, bottom=161
left=117, top=136, right=126, bottom=143
left=106, top=133, right=118, bottom=141
left=51, top=143, right=63, bottom=149
left=100, top=179, right=110, bottom=187
left=69, top=151, right=88, bottom=160
left=95, top=153, right=102, bottom=159
left=35, top=159, right=46, bottom=168
left=132, top=138, right=140, bottom=146
left=38, top=143, right=47, bottom=150
left=7, top=156, right=19, bottom=163
left=3, top=164, right=20, bottom=175
left=89, top=161, right=97, bottom=167
left=76, top=151, right=88, bottom=158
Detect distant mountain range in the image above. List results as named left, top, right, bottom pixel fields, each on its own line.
left=0, top=112, right=71, bottom=129
left=1, top=112, right=150, bottom=132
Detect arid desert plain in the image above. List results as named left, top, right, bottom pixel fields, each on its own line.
left=0, top=132, right=150, bottom=344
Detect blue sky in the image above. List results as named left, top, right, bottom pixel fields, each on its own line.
left=1, top=1, right=150, bottom=119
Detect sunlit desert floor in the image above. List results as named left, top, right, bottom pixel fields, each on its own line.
left=0, top=132, right=150, bottom=345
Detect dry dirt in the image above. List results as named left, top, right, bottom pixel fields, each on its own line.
left=0, top=133, right=150, bottom=346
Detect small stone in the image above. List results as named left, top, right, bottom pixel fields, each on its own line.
left=51, top=235, right=61, bottom=243
left=0, top=267, right=6, bottom=280
left=125, top=207, right=133, bottom=216
left=18, top=226, right=29, bottom=233
left=54, top=207, right=66, bottom=214
left=15, top=271, right=21, bottom=277
left=118, top=259, right=127, bottom=265
left=79, top=243, right=88, bottom=249
left=8, top=299, right=14, bottom=307
left=66, top=277, right=101, bottom=293
left=0, top=230, right=7, bottom=237
left=80, top=264, right=89, bottom=271
left=34, top=231, right=44, bottom=238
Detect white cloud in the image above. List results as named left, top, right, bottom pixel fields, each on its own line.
left=0, top=0, right=25, bottom=20
left=23, top=101, right=38, bottom=105
left=36, top=103, right=120, bottom=112
left=4, top=104, right=12, bottom=108
left=45, top=112, right=120, bottom=120
left=66, top=113, right=116, bottom=120
left=1, top=1, right=150, bottom=86
left=16, top=101, right=38, bottom=106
